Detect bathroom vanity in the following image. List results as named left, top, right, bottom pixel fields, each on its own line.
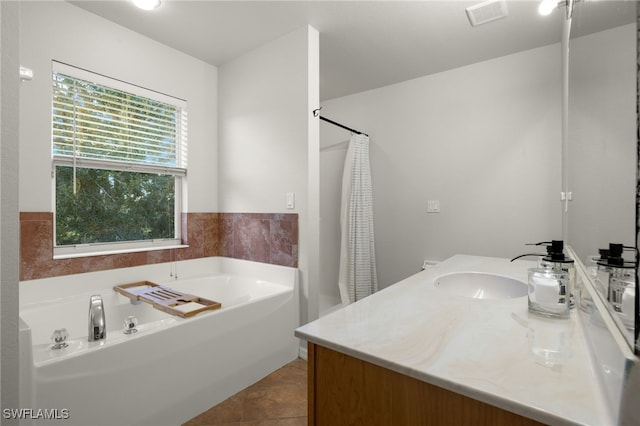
left=296, top=255, right=618, bottom=425
left=306, top=344, right=542, bottom=425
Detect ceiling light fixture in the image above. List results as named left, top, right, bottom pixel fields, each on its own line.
left=538, top=0, right=558, bottom=16
left=132, top=0, right=161, bottom=11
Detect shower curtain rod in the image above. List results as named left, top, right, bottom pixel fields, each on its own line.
left=313, top=108, right=368, bottom=137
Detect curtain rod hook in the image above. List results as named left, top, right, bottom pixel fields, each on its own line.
left=312, top=107, right=322, bottom=117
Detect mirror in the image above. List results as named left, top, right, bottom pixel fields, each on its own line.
left=567, top=0, right=637, bottom=349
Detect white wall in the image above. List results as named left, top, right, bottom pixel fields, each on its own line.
left=218, top=26, right=320, bottom=323
left=568, top=24, right=636, bottom=262
left=19, top=1, right=218, bottom=213
left=1, top=1, right=20, bottom=419
left=320, top=43, right=563, bottom=303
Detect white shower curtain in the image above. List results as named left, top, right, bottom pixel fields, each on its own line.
left=338, top=133, right=378, bottom=305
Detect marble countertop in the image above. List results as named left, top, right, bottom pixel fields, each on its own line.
left=295, top=255, right=613, bottom=426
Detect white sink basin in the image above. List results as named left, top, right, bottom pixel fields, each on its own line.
left=433, top=272, right=527, bottom=300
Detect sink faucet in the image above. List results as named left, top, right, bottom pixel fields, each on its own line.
left=88, top=294, right=106, bottom=341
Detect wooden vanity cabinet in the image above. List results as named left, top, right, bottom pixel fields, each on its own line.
left=307, top=343, right=545, bottom=426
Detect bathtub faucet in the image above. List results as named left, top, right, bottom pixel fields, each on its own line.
left=88, top=294, right=106, bottom=341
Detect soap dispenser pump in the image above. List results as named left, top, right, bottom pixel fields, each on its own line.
left=511, top=240, right=572, bottom=319
left=513, top=240, right=575, bottom=307
left=537, top=241, right=575, bottom=309
left=599, top=243, right=636, bottom=322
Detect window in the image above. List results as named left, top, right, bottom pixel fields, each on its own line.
left=51, top=61, right=187, bottom=257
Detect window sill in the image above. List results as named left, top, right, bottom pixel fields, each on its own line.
left=53, top=244, right=189, bottom=260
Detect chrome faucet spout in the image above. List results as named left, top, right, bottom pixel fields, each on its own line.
left=88, top=294, right=106, bottom=341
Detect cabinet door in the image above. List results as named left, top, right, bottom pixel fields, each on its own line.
left=308, top=343, right=545, bottom=426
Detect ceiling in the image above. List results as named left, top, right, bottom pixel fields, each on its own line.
left=69, top=0, right=635, bottom=101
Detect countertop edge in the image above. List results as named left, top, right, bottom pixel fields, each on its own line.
left=296, top=330, right=583, bottom=426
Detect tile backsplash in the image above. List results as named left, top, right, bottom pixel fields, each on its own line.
left=20, top=212, right=298, bottom=281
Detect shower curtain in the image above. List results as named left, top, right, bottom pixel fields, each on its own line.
left=338, top=133, right=378, bottom=304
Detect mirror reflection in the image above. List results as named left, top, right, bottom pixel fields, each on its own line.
left=567, top=0, right=637, bottom=347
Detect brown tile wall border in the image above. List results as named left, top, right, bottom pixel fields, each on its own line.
left=220, top=213, right=299, bottom=268
left=20, top=212, right=298, bottom=281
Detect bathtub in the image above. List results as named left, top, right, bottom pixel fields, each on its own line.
left=19, top=257, right=299, bottom=426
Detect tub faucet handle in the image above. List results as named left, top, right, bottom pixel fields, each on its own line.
left=50, top=328, right=69, bottom=349
left=88, top=294, right=106, bottom=341
left=123, top=316, right=138, bottom=334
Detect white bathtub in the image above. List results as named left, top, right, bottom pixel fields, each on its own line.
left=19, top=257, right=300, bottom=426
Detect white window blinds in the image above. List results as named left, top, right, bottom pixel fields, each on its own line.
left=51, top=61, right=187, bottom=176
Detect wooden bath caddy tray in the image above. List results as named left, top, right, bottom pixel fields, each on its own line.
left=114, top=281, right=221, bottom=318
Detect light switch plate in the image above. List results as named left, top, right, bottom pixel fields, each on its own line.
left=427, top=200, right=440, bottom=213
left=286, top=192, right=295, bottom=209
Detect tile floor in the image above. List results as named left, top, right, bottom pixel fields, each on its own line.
left=183, top=359, right=308, bottom=426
